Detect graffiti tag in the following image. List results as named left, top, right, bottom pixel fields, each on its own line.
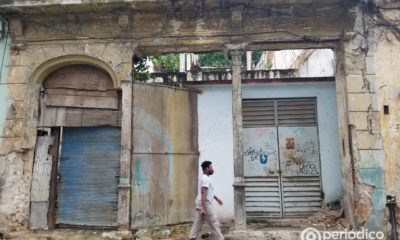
left=132, top=210, right=161, bottom=225
left=299, top=163, right=318, bottom=175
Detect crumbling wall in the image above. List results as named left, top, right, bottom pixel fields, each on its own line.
left=371, top=4, right=400, bottom=233
left=337, top=5, right=386, bottom=231
left=0, top=40, right=133, bottom=232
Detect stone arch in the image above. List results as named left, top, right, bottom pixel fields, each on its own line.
left=30, top=55, right=119, bottom=88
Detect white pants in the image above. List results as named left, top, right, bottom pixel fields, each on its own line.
left=189, top=203, right=224, bottom=240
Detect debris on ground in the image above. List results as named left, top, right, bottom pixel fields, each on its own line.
left=307, top=200, right=352, bottom=231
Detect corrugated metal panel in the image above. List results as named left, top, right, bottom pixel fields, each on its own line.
left=242, top=100, right=275, bottom=128
left=282, top=176, right=322, bottom=217
left=56, top=127, right=120, bottom=227
left=131, top=83, right=198, bottom=228
left=277, top=99, right=317, bottom=126
left=245, top=176, right=282, bottom=218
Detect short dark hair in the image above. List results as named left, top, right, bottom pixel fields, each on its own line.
left=201, top=161, right=212, bottom=171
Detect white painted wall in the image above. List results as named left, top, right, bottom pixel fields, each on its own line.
left=271, top=49, right=335, bottom=77
left=197, top=82, right=342, bottom=220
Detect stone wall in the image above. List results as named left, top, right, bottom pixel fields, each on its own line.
left=0, top=41, right=133, bottom=232
left=3, top=0, right=400, bottom=235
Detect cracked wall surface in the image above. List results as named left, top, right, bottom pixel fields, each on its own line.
left=1, top=0, right=400, bottom=235
left=0, top=40, right=133, bottom=232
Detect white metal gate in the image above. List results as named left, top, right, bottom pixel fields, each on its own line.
left=243, top=98, right=322, bottom=219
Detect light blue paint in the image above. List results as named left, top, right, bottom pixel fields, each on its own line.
left=360, top=169, right=384, bottom=189
left=57, top=127, right=121, bottom=226
left=198, top=82, right=343, bottom=219
left=359, top=150, right=385, bottom=169
left=294, top=127, right=306, bottom=136
left=134, top=159, right=150, bottom=195
left=0, top=36, right=11, bottom=147
left=366, top=210, right=385, bottom=232
left=371, top=189, right=386, bottom=211
left=134, top=108, right=173, bottom=193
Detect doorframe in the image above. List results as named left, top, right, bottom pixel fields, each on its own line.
left=47, top=127, right=61, bottom=229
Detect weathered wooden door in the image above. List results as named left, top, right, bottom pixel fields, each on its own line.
left=131, top=83, right=199, bottom=228
left=56, top=127, right=120, bottom=227
left=243, top=98, right=322, bottom=219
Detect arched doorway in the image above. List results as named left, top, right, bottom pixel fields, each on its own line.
left=30, top=64, right=121, bottom=229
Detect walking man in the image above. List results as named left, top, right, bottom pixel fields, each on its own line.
left=189, top=161, right=224, bottom=240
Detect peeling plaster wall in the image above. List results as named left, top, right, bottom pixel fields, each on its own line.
left=339, top=4, right=388, bottom=232
left=372, top=8, right=400, bottom=233
left=378, top=33, right=400, bottom=194
left=0, top=41, right=133, bottom=232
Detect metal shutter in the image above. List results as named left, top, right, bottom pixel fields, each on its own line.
left=281, top=176, right=322, bottom=217
left=56, top=127, right=120, bottom=227
left=243, top=100, right=275, bottom=128
left=245, top=176, right=282, bottom=218
left=243, top=98, right=322, bottom=219
left=277, top=99, right=317, bottom=126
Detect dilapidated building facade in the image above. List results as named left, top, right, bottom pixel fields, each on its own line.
left=0, top=0, right=400, bottom=238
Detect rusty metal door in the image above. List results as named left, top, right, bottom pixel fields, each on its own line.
left=243, top=100, right=282, bottom=218
left=131, top=83, right=199, bottom=228
left=243, top=98, right=322, bottom=219
left=56, top=127, right=120, bottom=227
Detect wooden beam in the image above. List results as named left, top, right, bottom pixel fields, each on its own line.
left=44, top=94, right=119, bottom=110
left=30, top=136, right=54, bottom=230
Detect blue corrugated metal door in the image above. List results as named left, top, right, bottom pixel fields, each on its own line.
left=56, top=127, right=120, bottom=227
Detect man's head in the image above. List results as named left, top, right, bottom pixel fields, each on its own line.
left=201, top=161, right=214, bottom=175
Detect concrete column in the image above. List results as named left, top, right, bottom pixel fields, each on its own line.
left=117, top=77, right=133, bottom=229
left=229, top=48, right=246, bottom=233
left=246, top=51, right=252, bottom=71
left=179, top=53, right=186, bottom=72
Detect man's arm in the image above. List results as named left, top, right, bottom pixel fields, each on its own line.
left=201, top=187, right=208, bottom=215
left=214, top=195, right=223, bottom=205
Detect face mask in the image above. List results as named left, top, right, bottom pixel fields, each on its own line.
left=207, top=168, right=214, bottom=175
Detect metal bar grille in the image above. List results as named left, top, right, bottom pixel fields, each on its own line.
left=282, top=176, right=322, bottom=217
left=245, top=176, right=282, bottom=218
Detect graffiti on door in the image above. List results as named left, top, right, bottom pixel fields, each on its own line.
left=244, top=145, right=276, bottom=165
left=280, top=127, right=320, bottom=176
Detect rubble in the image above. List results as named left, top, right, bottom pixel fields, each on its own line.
left=307, top=201, right=353, bottom=231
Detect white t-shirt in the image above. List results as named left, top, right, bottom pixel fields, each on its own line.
left=195, top=174, right=214, bottom=208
